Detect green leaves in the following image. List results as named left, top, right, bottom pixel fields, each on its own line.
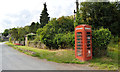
left=2, top=29, right=9, bottom=37
left=92, top=27, right=111, bottom=57
left=36, top=16, right=74, bottom=49
left=80, top=2, right=120, bottom=35
left=40, top=3, right=50, bottom=28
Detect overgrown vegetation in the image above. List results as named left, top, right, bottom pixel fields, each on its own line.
left=80, top=2, right=120, bottom=35
left=88, top=36, right=118, bottom=70
left=36, top=17, right=74, bottom=49
left=92, top=27, right=111, bottom=57
left=5, top=42, right=85, bottom=64
left=2, top=1, right=119, bottom=70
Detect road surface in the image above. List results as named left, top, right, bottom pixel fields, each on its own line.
left=1, top=42, right=94, bottom=70
left=0, top=43, right=2, bottom=71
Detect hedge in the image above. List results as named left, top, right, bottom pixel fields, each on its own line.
left=92, top=27, right=111, bottom=57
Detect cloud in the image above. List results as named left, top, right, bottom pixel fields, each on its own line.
left=0, top=0, right=118, bottom=33
left=0, top=0, right=76, bottom=33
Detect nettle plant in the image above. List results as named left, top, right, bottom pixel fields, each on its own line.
left=92, top=27, right=111, bottom=57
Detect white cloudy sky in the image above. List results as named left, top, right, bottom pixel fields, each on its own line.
left=0, top=0, right=118, bottom=33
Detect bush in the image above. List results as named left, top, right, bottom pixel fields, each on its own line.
left=92, top=27, right=111, bottom=57
left=36, top=17, right=74, bottom=49
left=53, top=32, right=75, bottom=49
left=9, top=37, right=12, bottom=43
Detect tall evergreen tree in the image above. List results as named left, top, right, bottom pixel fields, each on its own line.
left=40, top=2, right=50, bottom=28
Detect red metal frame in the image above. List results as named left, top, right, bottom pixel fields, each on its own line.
left=75, top=24, right=92, bottom=61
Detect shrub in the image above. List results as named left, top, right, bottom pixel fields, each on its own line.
left=62, top=32, right=75, bottom=49
left=36, top=17, right=74, bottom=49
left=92, top=27, right=111, bottom=57
left=9, top=37, right=12, bottom=43
left=53, top=32, right=75, bottom=49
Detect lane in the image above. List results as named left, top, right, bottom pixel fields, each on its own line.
left=2, top=43, right=93, bottom=70
left=0, top=43, right=2, bottom=71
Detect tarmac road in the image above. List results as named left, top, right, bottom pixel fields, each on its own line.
left=1, top=42, right=94, bottom=70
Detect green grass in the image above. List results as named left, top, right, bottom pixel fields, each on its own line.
left=88, top=40, right=118, bottom=70
left=5, top=42, right=85, bottom=64
left=5, top=42, right=118, bottom=70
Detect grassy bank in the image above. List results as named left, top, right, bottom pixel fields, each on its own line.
left=5, top=42, right=118, bottom=70
left=88, top=38, right=119, bottom=70
left=5, top=42, right=85, bottom=64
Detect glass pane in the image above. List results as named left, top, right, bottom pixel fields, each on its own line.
left=77, top=45, right=81, bottom=46
left=77, top=32, right=82, bottom=34
left=77, top=51, right=80, bottom=52
left=87, top=44, right=90, bottom=47
left=77, top=35, right=81, bottom=37
left=87, top=38, right=90, bottom=40
left=87, top=41, right=90, bottom=43
left=77, top=39, right=80, bottom=40
left=87, top=35, right=90, bottom=37
left=78, top=54, right=82, bottom=56
left=87, top=48, right=90, bottom=50
left=77, top=42, right=81, bottom=43
left=87, top=32, right=90, bottom=34
left=77, top=48, right=81, bottom=49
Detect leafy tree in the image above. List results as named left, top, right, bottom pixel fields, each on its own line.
left=37, top=18, right=58, bottom=49
left=24, top=26, right=30, bottom=34
left=40, top=2, right=50, bottom=28
left=37, top=16, right=75, bottom=49
left=30, top=22, right=36, bottom=33
left=80, top=2, right=120, bottom=35
left=29, top=22, right=40, bottom=33
left=18, top=27, right=26, bottom=41
left=57, top=16, right=74, bottom=33
left=9, top=28, right=19, bottom=41
left=2, top=29, right=9, bottom=37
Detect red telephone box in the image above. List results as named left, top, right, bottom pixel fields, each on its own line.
left=75, top=24, right=92, bottom=61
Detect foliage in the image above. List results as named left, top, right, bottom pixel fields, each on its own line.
left=29, top=22, right=40, bottom=33
left=92, top=27, right=111, bottom=57
left=74, top=8, right=86, bottom=28
left=6, top=21, right=40, bottom=41
left=40, top=3, right=50, bottom=28
left=37, top=18, right=58, bottom=49
left=9, top=37, right=12, bottom=43
left=24, top=26, right=30, bottom=34
left=17, top=27, right=26, bottom=41
left=80, top=2, right=120, bottom=35
left=89, top=56, right=118, bottom=70
left=33, top=35, right=41, bottom=42
left=9, top=28, right=19, bottom=41
left=6, top=42, right=118, bottom=70
left=53, top=32, right=74, bottom=49
left=27, top=34, right=36, bottom=41
left=2, top=29, right=9, bottom=37
left=37, top=16, right=74, bottom=49
left=57, top=16, right=74, bottom=33
left=89, top=38, right=118, bottom=70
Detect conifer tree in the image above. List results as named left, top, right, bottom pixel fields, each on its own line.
left=40, top=2, right=50, bottom=28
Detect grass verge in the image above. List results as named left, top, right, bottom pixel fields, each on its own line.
left=5, top=42, right=85, bottom=64
left=5, top=42, right=118, bottom=70
left=88, top=42, right=118, bottom=70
